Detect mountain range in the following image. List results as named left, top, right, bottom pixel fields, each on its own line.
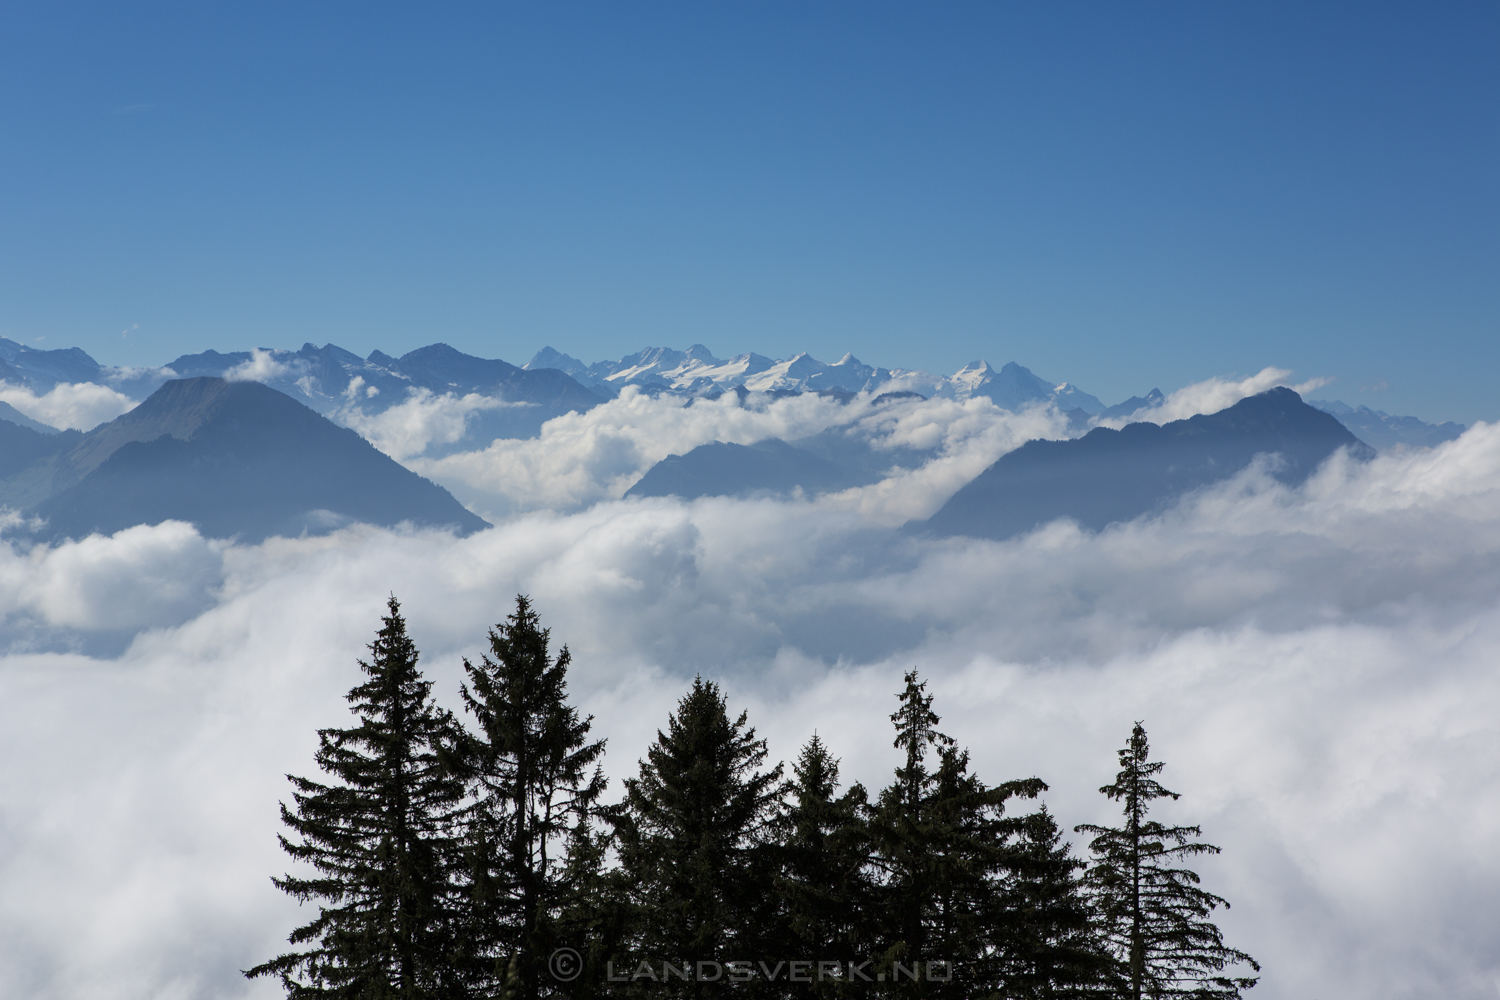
left=617, top=387, right=1371, bottom=539
left=523, top=344, right=1109, bottom=413
left=0, top=336, right=1472, bottom=546
left=0, top=335, right=1463, bottom=453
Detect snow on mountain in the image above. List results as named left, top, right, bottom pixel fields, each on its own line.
left=526, top=346, right=1102, bottom=411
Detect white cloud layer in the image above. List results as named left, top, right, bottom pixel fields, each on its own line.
left=1098, top=366, right=1333, bottom=427
left=0, top=412, right=1497, bottom=997
left=0, top=380, right=137, bottom=431
left=407, top=387, right=1073, bottom=519
left=222, top=349, right=292, bottom=384
left=334, top=388, right=515, bottom=461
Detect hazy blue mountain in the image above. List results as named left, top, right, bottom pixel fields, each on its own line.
left=1100, top=388, right=1165, bottom=419
left=1308, top=399, right=1465, bottom=451
left=523, top=346, right=589, bottom=377
left=923, top=388, right=1372, bottom=541
left=0, top=337, right=102, bottom=391
left=158, top=342, right=607, bottom=442
left=0, top=400, right=61, bottom=434
left=624, top=439, right=873, bottom=500
left=0, top=420, right=78, bottom=480
left=16, top=378, right=488, bottom=542
left=162, top=348, right=254, bottom=378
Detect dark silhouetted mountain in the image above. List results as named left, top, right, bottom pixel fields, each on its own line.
left=0, top=420, right=78, bottom=479
left=19, top=378, right=488, bottom=542
left=1099, top=388, right=1165, bottom=419
left=162, top=348, right=254, bottom=378
left=871, top=390, right=928, bottom=405
left=1308, top=399, right=1465, bottom=451
left=394, top=343, right=603, bottom=409
left=923, top=388, right=1373, bottom=541
left=625, top=439, right=871, bottom=500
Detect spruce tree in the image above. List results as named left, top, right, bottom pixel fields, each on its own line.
left=455, top=595, right=608, bottom=1000
left=871, top=669, right=954, bottom=982
left=247, top=596, right=465, bottom=999
left=997, top=806, right=1109, bottom=999
left=1075, top=723, right=1259, bottom=1000
left=867, top=672, right=1046, bottom=998
left=774, top=734, right=874, bottom=996
left=611, top=676, right=784, bottom=998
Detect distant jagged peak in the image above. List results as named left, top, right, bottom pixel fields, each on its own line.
left=524, top=346, right=588, bottom=374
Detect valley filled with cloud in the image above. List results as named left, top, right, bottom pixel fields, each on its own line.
left=1, top=375, right=1497, bottom=999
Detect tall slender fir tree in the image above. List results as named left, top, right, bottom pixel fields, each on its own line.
left=246, top=596, right=466, bottom=999
left=455, top=595, right=608, bottom=1000
left=1075, top=723, right=1259, bottom=1000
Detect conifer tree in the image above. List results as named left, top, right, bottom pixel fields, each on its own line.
left=870, top=669, right=954, bottom=982
left=1075, top=723, right=1259, bottom=1000
left=611, top=676, right=784, bottom=998
left=868, top=672, right=1045, bottom=998
left=456, top=595, right=608, bottom=1000
left=247, top=596, right=466, bottom=999
left=997, top=806, right=1109, bottom=999
left=774, top=734, right=874, bottom=996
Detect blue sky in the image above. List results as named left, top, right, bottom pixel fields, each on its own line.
left=1, top=2, right=1495, bottom=421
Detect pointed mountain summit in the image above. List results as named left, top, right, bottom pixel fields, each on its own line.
left=923, top=387, right=1372, bottom=541
left=16, top=377, right=488, bottom=542
left=1100, top=388, right=1165, bottom=419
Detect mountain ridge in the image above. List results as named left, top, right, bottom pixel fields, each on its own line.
left=6, top=378, right=489, bottom=542
left=922, top=387, right=1372, bottom=541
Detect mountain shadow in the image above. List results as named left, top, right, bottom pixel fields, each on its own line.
left=922, top=387, right=1373, bottom=541
left=20, top=378, right=489, bottom=542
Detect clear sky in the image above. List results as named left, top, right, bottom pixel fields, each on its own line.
left=1, top=2, right=1496, bottom=421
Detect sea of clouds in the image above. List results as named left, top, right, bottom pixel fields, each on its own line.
left=1, top=371, right=1498, bottom=999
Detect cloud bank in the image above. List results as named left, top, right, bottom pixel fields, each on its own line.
left=0, top=382, right=1495, bottom=999
left=0, top=380, right=137, bottom=431
left=406, top=387, right=1073, bottom=519
left=1098, top=366, right=1333, bottom=427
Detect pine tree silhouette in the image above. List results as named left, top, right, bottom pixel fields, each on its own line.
left=455, top=595, right=608, bottom=999
left=1075, top=723, right=1259, bottom=1000
left=868, top=671, right=1047, bottom=998
left=774, top=734, right=874, bottom=997
left=610, top=676, right=784, bottom=998
left=246, top=596, right=466, bottom=999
